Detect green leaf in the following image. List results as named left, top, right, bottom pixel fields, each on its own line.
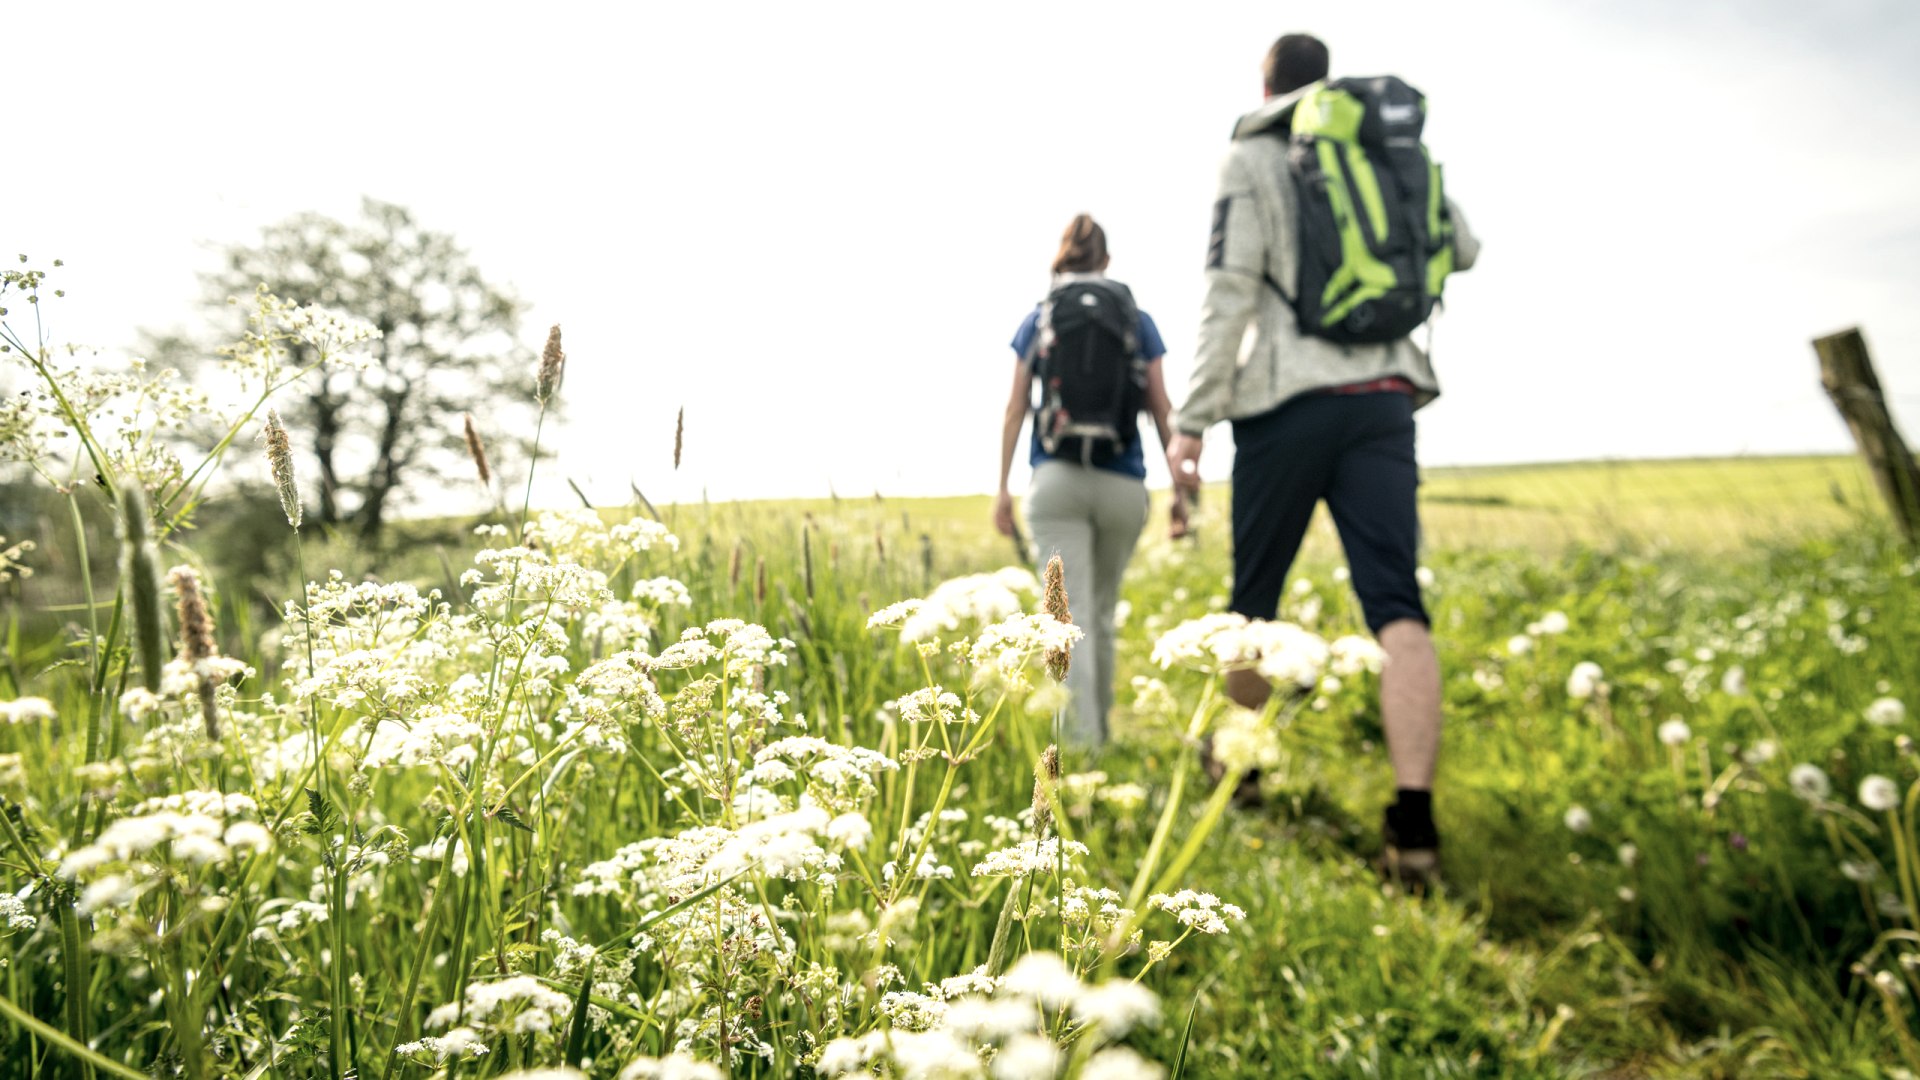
left=492, top=804, right=536, bottom=834
left=565, top=956, right=595, bottom=1066
left=1170, top=988, right=1201, bottom=1080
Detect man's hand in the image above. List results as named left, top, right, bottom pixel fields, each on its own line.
left=1168, top=489, right=1191, bottom=540
left=1167, top=433, right=1205, bottom=495
left=992, top=489, right=1016, bottom=537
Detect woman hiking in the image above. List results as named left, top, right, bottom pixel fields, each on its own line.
left=994, top=214, right=1185, bottom=747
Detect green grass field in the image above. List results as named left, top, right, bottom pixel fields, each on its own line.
left=3, top=430, right=1917, bottom=1078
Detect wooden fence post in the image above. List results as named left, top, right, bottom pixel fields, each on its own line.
left=1815, top=327, right=1920, bottom=544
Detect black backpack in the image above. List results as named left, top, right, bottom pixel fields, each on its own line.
left=1029, top=279, right=1146, bottom=467
left=1269, top=76, right=1456, bottom=344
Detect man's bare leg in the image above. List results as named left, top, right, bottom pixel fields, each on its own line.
left=1378, top=618, right=1441, bottom=790
left=1377, top=617, right=1442, bottom=888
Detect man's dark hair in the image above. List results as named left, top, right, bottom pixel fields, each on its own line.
left=1263, top=33, right=1329, bottom=96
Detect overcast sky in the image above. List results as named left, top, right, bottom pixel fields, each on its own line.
left=10, top=0, right=1920, bottom=505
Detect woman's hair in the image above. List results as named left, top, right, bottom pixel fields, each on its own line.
left=1051, top=214, right=1109, bottom=275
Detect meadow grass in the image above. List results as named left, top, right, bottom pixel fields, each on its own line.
left=3, top=264, right=1917, bottom=1078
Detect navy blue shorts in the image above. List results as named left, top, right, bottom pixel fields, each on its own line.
left=1228, top=392, right=1427, bottom=634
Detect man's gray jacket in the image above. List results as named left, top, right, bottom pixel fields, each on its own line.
left=1173, top=86, right=1481, bottom=437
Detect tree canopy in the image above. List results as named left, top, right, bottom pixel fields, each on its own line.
left=193, top=197, right=530, bottom=539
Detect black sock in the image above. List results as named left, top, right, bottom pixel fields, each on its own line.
left=1387, top=788, right=1438, bottom=849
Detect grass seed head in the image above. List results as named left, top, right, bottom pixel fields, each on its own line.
left=168, top=565, right=223, bottom=740
left=1043, top=554, right=1073, bottom=682
left=463, top=413, right=492, bottom=487
left=1033, top=743, right=1060, bottom=834
left=674, top=406, right=685, bottom=470
left=117, top=483, right=168, bottom=694
left=263, top=409, right=301, bottom=529
left=537, top=323, right=565, bottom=405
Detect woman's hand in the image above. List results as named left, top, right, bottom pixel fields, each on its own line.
left=993, top=490, right=1017, bottom=537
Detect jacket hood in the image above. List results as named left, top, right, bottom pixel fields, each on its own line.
left=1231, top=84, right=1315, bottom=141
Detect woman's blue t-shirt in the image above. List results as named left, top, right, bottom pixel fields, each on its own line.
left=1011, top=306, right=1164, bottom=480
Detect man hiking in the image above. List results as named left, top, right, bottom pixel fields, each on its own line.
left=1166, top=32, right=1480, bottom=886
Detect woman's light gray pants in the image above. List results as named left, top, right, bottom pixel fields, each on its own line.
left=1026, top=460, right=1148, bottom=747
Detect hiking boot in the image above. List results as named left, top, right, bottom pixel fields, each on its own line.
left=1379, top=804, right=1441, bottom=892
left=1198, top=736, right=1265, bottom=809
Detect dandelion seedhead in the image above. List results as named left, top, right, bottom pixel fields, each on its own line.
left=463, top=413, right=492, bottom=487
left=1043, top=555, right=1073, bottom=682
left=536, top=324, right=566, bottom=405
left=673, top=406, right=685, bottom=471
left=117, top=484, right=168, bottom=694
left=1033, top=743, right=1060, bottom=835
left=262, top=409, right=301, bottom=528
left=168, top=565, right=223, bottom=740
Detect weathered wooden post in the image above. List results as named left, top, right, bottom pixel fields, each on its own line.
left=1815, top=327, right=1920, bottom=543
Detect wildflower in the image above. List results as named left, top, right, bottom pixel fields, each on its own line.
left=426, top=975, right=573, bottom=1035
left=1840, top=860, right=1880, bottom=882
left=1566, top=661, right=1604, bottom=700
left=1789, top=763, right=1831, bottom=801
left=619, top=1053, right=723, bottom=1080
left=1617, top=843, right=1638, bottom=868
left=884, top=567, right=1039, bottom=642
left=1042, top=555, right=1073, bottom=681
left=1072, top=979, right=1159, bottom=1036
left=0, top=535, right=32, bottom=583
left=990, top=1034, right=1062, bottom=1080
left=1720, top=666, right=1747, bottom=696
left=262, top=409, right=301, bottom=527
left=1507, top=634, right=1533, bottom=657
left=1860, top=775, right=1901, bottom=813
left=1657, top=719, right=1691, bottom=747
left=536, top=324, right=565, bottom=405
left=1148, top=890, right=1246, bottom=935
left=1001, top=952, right=1082, bottom=1007
left=1149, top=613, right=1329, bottom=685
left=1415, top=565, right=1436, bottom=588
left=1082, top=1046, right=1163, bottom=1080
left=0, top=889, right=36, bottom=931
left=968, top=614, right=1082, bottom=680
left=971, top=836, right=1088, bottom=878
left=0, top=698, right=55, bottom=724
left=891, top=687, right=975, bottom=725
left=878, top=990, right=947, bottom=1032
left=1563, top=805, right=1592, bottom=833
left=826, top=811, right=872, bottom=850
left=462, top=413, right=492, bottom=487
left=1867, top=697, right=1907, bottom=727
left=393, top=1028, right=490, bottom=1062
left=1328, top=635, right=1385, bottom=677
left=168, top=565, right=223, bottom=740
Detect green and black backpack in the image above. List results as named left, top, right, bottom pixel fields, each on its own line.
left=1271, top=76, right=1456, bottom=345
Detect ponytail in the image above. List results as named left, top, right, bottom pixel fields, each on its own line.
left=1051, top=213, right=1110, bottom=275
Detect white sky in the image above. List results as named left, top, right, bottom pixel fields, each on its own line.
left=10, top=0, right=1920, bottom=506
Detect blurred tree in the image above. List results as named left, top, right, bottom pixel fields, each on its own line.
left=155, top=197, right=530, bottom=540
